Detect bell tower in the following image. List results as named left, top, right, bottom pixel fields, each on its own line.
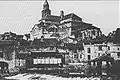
left=41, top=0, right=51, bottom=18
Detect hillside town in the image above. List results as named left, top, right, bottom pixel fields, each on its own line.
left=0, top=0, right=119, bottom=80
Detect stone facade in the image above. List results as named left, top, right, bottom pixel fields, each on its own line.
left=30, top=0, right=102, bottom=42
left=30, top=0, right=120, bottom=63
left=29, top=0, right=105, bottom=63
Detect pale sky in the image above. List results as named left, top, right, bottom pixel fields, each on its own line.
left=0, top=1, right=119, bottom=35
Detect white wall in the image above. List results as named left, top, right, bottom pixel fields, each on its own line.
left=83, top=44, right=108, bottom=61
left=107, top=42, right=120, bottom=60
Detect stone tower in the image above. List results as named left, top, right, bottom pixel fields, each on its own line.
left=41, top=0, right=51, bottom=18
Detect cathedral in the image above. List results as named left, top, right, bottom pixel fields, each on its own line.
left=30, top=0, right=102, bottom=42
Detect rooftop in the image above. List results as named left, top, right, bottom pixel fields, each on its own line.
left=42, top=15, right=60, bottom=22
left=62, top=13, right=82, bottom=21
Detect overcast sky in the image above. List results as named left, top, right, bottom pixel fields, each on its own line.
left=0, top=0, right=119, bottom=35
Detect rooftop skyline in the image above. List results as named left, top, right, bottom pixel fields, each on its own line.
left=0, top=1, right=119, bottom=35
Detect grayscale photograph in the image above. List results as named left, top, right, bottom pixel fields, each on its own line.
left=0, top=0, right=119, bottom=80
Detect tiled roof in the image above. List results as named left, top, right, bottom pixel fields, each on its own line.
left=42, top=13, right=82, bottom=22
left=81, top=26, right=100, bottom=31
left=64, top=43, right=84, bottom=50
left=16, top=35, right=23, bottom=38
left=42, top=15, right=60, bottom=21
left=82, top=22, right=100, bottom=30
left=91, top=55, right=114, bottom=62
left=81, top=37, right=106, bottom=44
left=4, top=32, right=16, bottom=36
left=71, top=23, right=100, bottom=33
left=48, top=24, right=59, bottom=28
left=32, top=38, right=59, bottom=47
left=18, top=39, right=30, bottom=46
left=17, top=53, right=29, bottom=59
left=62, top=13, right=82, bottom=21
left=0, top=40, right=15, bottom=45
left=44, top=38, right=58, bottom=46
left=30, top=52, right=61, bottom=57
left=50, top=33, right=60, bottom=37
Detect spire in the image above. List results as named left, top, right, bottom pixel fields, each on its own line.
left=42, top=0, right=51, bottom=18
left=43, top=0, right=49, bottom=10
left=44, top=0, right=48, bottom=4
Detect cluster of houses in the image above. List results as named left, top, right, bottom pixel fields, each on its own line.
left=0, top=0, right=119, bottom=72
left=30, top=0, right=120, bottom=62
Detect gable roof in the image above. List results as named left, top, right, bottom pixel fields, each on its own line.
left=48, top=24, right=59, bottom=28
left=50, top=33, right=60, bottom=37
left=62, top=13, right=82, bottom=21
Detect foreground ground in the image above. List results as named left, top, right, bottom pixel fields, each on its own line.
left=2, top=73, right=119, bottom=80
left=3, top=73, right=102, bottom=80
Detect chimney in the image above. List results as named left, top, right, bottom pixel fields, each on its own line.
left=60, top=11, right=64, bottom=20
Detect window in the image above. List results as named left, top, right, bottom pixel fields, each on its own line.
left=98, top=53, right=100, bottom=57
left=80, top=54, right=82, bottom=58
left=97, top=30, right=99, bottom=36
left=107, top=54, right=111, bottom=57
left=117, top=52, right=120, bottom=58
left=88, top=55, right=91, bottom=60
left=108, top=46, right=110, bottom=50
left=92, top=30, right=95, bottom=35
left=50, top=47, right=54, bottom=50
left=79, top=33, right=82, bottom=37
left=0, top=52, right=3, bottom=58
left=98, top=46, right=102, bottom=51
left=33, top=58, right=62, bottom=64
left=74, top=54, right=78, bottom=59
left=87, top=48, right=91, bottom=53
left=118, top=48, right=120, bottom=50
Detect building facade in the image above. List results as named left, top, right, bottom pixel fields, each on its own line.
left=107, top=42, right=120, bottom=60
left=29, top=0, right=105, bottom=63
left=30, top=0, right=102, bottom=42
left=83, top=43, right=108, bottom=61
